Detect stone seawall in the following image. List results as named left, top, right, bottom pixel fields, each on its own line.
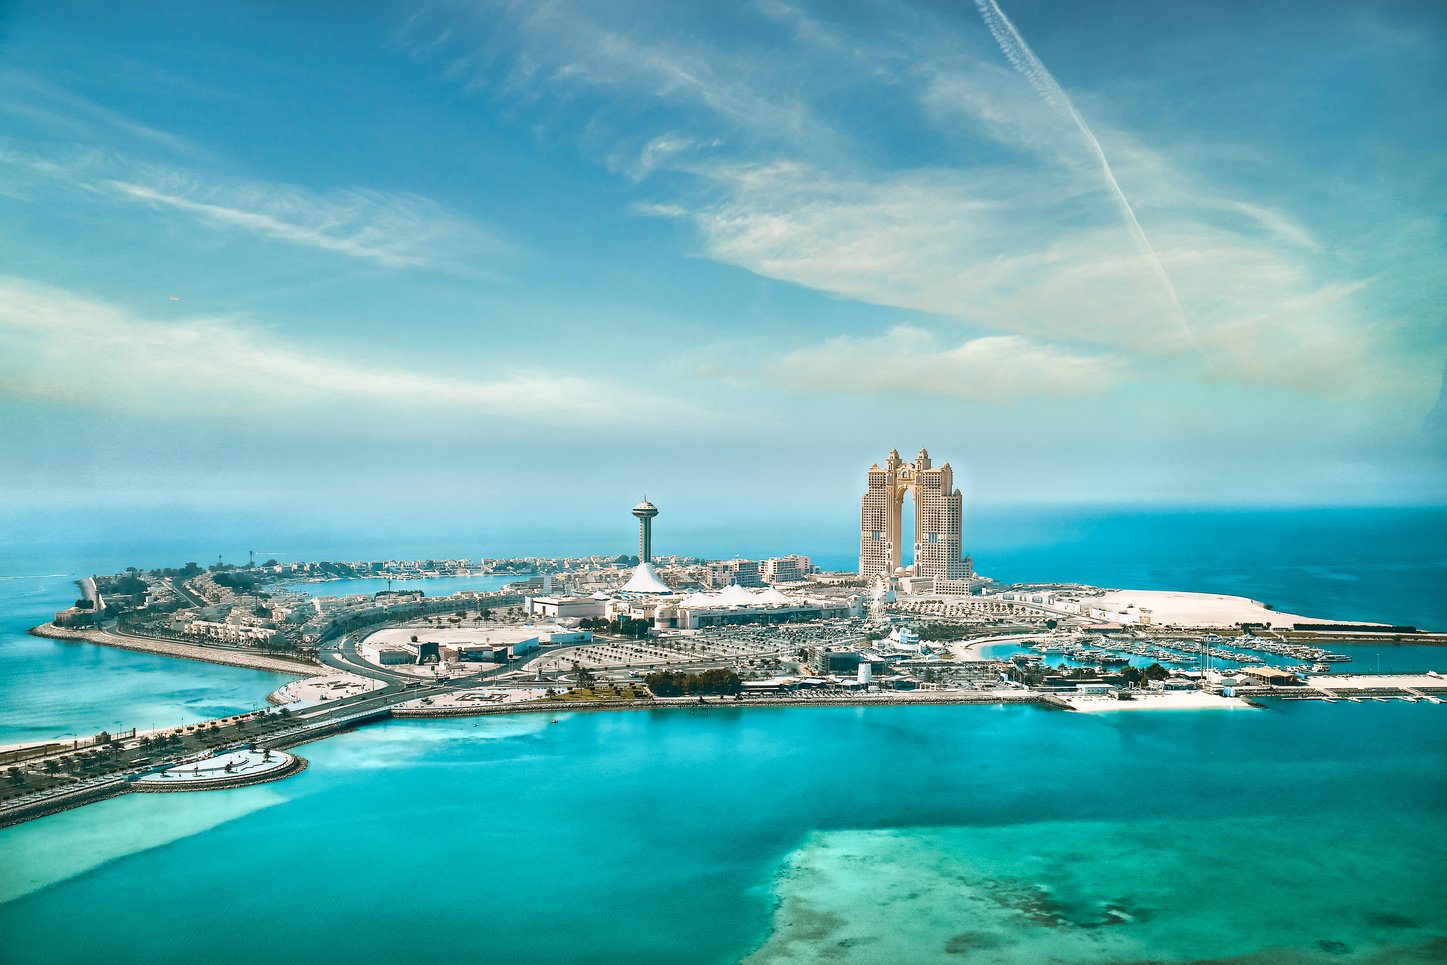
left=392, top=692, right=1046, bottom=719
left=0, top=779, right=127, bottom=830
left=29, top=623, right=318, bottom=675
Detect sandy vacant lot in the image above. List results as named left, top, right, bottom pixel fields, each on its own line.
left=1092, top=589, right=1376, bottom=629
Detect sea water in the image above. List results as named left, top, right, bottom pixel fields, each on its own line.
left=0, top=572, right=293, bottom=746
left=284, top=573, right=519, bottom=598
left=1, top=507, right=1444, bottom=962
left=0, top=704, right=1443, bottom=963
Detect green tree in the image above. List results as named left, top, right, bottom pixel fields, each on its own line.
left=572, top=662, right=596, bottom=689
left=644, top=669, right=741, bottom=697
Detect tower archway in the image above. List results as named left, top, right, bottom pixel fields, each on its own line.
left=858, top=447, right=974, bottom=590
left=897, top=484, right=918, bottom=575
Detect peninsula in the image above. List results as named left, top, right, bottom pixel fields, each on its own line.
left=7, top=448, right=1442, bottom=828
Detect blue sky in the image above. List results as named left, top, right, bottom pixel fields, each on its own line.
left=1, top=0, right=1443, bottom=541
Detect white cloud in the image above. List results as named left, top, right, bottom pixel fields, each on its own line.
left=657, top=151, right=1419, bottom=398
left=0, top=277, right=680, bottom=429
left=727, top=327, right=1123, bottom=402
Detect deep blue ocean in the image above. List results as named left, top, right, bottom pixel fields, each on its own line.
left=1, top=506, right=1443, bottom=962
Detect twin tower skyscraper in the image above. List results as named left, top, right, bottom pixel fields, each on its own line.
left=859, top=448, right=973, bottom=593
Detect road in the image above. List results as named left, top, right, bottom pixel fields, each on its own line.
left=170, top=576, right=207, bottom=609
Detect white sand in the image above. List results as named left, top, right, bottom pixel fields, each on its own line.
left=395, top=688, right=552, bottom=709
left=1061, top=691, right=1255, bottom=712
left=269, top=673, right=383, bottom=706
left=1091, top=589, right=1375, bottom=629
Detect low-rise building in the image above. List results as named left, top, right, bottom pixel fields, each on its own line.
left=1240, top=666, right=1301, bottom=686
left=53, top=606, right=98, bottom=628
left=813, top=650, right=864, bottom=674
left=706, top=559, right=765, bottom=588
left=760, top=555, right=814, bottom=584
left=377, top=645, right=416, bottom=665
left=528, top=595, right=609, bottom=620
left=185, top=620, right=276, bottom=645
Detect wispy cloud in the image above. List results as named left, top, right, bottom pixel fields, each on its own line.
left=972, top=0, right=1200, bottom=359
left=0, top=277, right=679, bottom=429
left=0, top=144, right=508, bottom=273
left=0, top=69, right=208, bottom=160
left=717, top=326, right=1124, bottom=402
left=102, top=175, right=499, bottom=271
left=406, top=0, right=1438, bottom=406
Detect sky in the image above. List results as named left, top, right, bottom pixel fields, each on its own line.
left=0, top=0, right=1444, bottom=549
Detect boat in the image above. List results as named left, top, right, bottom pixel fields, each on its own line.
left=1321, top=653, right=1352, bottom=662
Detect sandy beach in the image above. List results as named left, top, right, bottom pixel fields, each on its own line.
left=1060, top=691, right=1255, bottom=712
left=1091, top=589, right=1379, bottom=629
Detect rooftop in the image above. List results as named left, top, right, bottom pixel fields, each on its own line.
left=620, top=561, right=672, bottom=594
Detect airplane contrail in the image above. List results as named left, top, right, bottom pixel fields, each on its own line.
left=973, top=0, right=1206, bottom=359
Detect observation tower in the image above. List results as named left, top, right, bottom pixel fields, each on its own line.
left=621, top=498, right=670, bottom=594
left=632, top=498, right=659, bottom=563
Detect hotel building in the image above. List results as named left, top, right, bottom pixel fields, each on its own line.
left=859, top=448, right=973, bottom=593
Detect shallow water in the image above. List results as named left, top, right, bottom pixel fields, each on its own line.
left=0, top=572, right=291, bottom=745
left=1, top=702, right=1442, bottom=963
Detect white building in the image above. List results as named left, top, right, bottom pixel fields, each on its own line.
left=760, top=555, right=815, bottom=584
left=651, top=584, right=850, bottom=630
left=528, top=594, right=609, bottom=620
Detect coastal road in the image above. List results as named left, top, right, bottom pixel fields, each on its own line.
left=170, top=577, right=207, bottom=609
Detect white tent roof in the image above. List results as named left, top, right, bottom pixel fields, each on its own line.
left=674, top=583, right=804, bottom=611
left=620, top=561, right=672, bottom=594
left=714, top=583, right=759, bottom=606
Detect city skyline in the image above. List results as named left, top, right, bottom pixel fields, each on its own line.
left=1, top=1, right=1443, bottom=535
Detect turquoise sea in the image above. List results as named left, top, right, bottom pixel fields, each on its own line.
left=285, top=573, right=519, bottom=598
left=0, top=572, right=291, bottom=746
left=1, top=506, right=1444, bottom=962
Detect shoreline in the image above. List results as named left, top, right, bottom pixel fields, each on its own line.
left=392, top=690, right=1050, bottom=719
left=28, top=623, right=318, bottom=676
left=6, top=680, right=1441, bottom=829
